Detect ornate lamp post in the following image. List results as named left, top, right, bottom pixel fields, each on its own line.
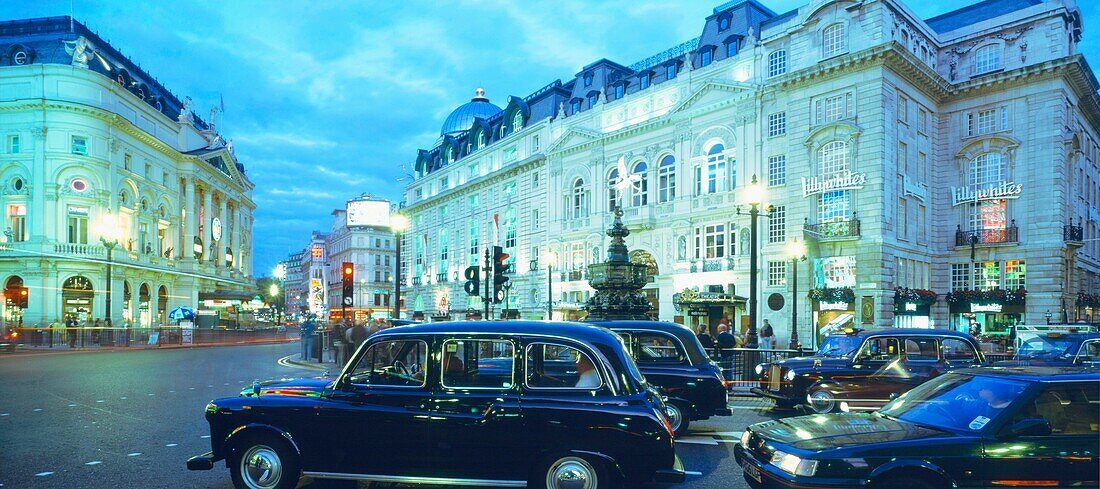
left=96, top=213, right=122, bottom=324
left=786, top=240, right=807, bottom=350
left=742, top=175, right=766, bottom=348
left=390, top=214, right=409, bottom=320
left=543, top=250, right=558, bottom=320
left=272, top=263, right=286, bottom=324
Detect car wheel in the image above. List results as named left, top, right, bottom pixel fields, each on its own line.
left=540, top=455, right=614, bottom=489
left=229, top=433, right=300, bottom=489
left=665, top=402, right=690, bottom=436
left=806, top=388, right=836, bottom=414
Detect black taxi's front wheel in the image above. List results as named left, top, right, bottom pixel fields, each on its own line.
left=537, top=454, right=619, bottom=489
left=229, top=432, right=301, bottom=489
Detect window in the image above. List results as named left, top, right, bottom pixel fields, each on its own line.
left=822, top=24, right=847, bottom=58
left=570, top=100, right=580, bottom=114
left=658, top=155, right=676, bottom=203
left=526, top=343, right=602, bottom=390
left=511, top=111, right=523, bottom=132
left=503, top=180, right=516, bottom=195
left=639, top=72, right=651, bottom=89
left=70, top=178, right=88, bottom=193
left=705, top=144, right=727, bottom=194
left=718, top=16, right=730, bottom=30
left=700, top=48, right=713, bottom=67
left=531, top=209, right=539, bottom=229
left=607, top=168, right=619, bottom=209
left=858, top=337, right=900, bottom=362
left=942, top=338, right=980, bottom=365
left=631, top=161, right=648, bottom=207
left=1005, top=260, right=1025, bottom=289
left=531, top=172, right=539, bottom=189
left=67, top=206, right=89, bottom=244
left=1011, top=383, right=1100, bottom=436
left=974, top=44, right=1001, bottom=74
left=583, top=72, right=593, bottom=87
left=821, top=94, right=848, bottom=123
left=768, top=112, right=786, bottom=137
left=439, top=228, right=449, bottom=263
left=587, top=92, right=598, bottom=107
left=974, top=107, right=1008, bottom=135
left=726, top=40, right=738, bottom=57
left=897, top=94, right=908, bottom=123
left=443, top=339, right=514, bottom=389
left=918, top=108, right=928, bottom=134
left=13, top=50, right=27, bottom=65
left=768, top=155, right=786, bottom=186
left=504, top=208, right=517, bottom=249
left=768, top=205, right=786, bottom=243
left=903, top=338, right=939, bottom=361
left=71, top=136, right=87, bottom=155
left=969, top=153, right=1008, bottom=233
left=700, top=224, right=726, bottom=259
left=819, top=190, right=850, bottom=222
left=7, top=204, right=26, bottom=242
left=634, top=333, right=686, bottom=363
left=572, top=178, right=588, bottom=218
left=768, top=261, right=787, bottom=287
left=768, top=50, right=787, bottom=77
left=898, top=142, right=908, bottom=175
left=468, top=219, right=479, bottom=256
left=951, top=263, right=970, bottom=291
left=614, top=84, right=624, bottom=99
left=974, top=261, right=1001, bottom=290
left=666, top=64, right=677, bottom=80
left=467, top=194, right=479, bottom=208
left=346, top=339, right=428, bottom=387
left=531, top=135, right=540, bottom=152
left=819, top=141, right=848, bottom=176
left=8, top=135, right=18, bottom=153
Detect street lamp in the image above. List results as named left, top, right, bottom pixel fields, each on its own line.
left=1045, top=310, right=1052, bottom=325
left=543, top=250, right=558, bottom=320
left=742, top=174, right=766, bottom=348
left=272, top=263, right=286, bottom=324
left=96, top=212, right=122, bottom=325
left=786, top=240, right=807, bottom=350
left=390, top=214, right=410, bottom=320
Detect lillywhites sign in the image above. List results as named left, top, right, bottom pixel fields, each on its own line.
left=971, top=303, right=1003, bottom=313
left=802, top=172, right=867, bottom=198
left=951, top=181, right=1023, bottom=206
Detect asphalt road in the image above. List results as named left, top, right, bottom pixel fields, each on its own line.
left=0, top=343, right=786, bottom=489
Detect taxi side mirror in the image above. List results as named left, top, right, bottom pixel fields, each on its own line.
left=1006, top=418, right=1052, bottom=438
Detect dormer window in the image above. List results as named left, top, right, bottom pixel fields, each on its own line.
left=499, top=125, right=507, bottom=139
left=478, top=132, right=486, bottom=148
left=571, top=99, right=581, bottom=114
left=640, top=72, right=651, bottom=90
left=718, top=16, right=730, bottom=31
left=587, top=91, right=598, bottom=107
left=583, top=72, right=593, bottom=87
left=726, top=39, right=739, bottom=58
left=700, top=47, right=714, bottom=67
left=666, top=64, right=677, bottom=80
left=614, top=84, right=624, bottom=99
left=512, top=111, right=523, bottom=132
left=821, top=23, right=847, bottom=59
left=974, top=44, right=1001, bottom=75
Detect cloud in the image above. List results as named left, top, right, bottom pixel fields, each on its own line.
left=233, top=132, right=338, bottom=149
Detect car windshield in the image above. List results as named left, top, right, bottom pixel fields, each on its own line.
left=879, top=373, right=1030, bottom=432
left=1017, top=336, right=1078, bottom=358
left=816, top=335, right=861, bottom=357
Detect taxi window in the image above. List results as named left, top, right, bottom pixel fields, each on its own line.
left=943, top=338, right=980, bottom=365
left=526, top=343, right=603, bottom=390
left=441, top=339, right=514, bottom=390
left=346, top=339, right=427, bottom=387
left=903, top=338, right=939, bottom=362
left=858, top=337, right=900, bottom=362
left=1078, top=341, right=1100, bottom=363
left=1012, top=383, right=1100, bottom=436
left=635, top=333, right=686, bottom=363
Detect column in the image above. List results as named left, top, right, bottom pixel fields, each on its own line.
left=202, top=187, right=212, bottom=263
left=181, top=178, right=194, bottom=260
left=30, top=127, right=46, bottom=242
left=229, top=203, right=240, bottom=272
left=218, top=197, right=227, bottom=269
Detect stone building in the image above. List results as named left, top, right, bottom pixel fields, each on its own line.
left=0, top=17, right=256, bottom=327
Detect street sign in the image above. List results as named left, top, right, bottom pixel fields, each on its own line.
left=343, top=296, right=353, bottom=306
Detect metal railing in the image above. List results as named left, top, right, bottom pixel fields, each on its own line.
left=804, top=218, right=861, bottom=239
left=955, top=225, right=1018, bottom=246
left=4, top=326, right=289, bottom=350
left=707, top=347, right=807, bottom=388
left=1065, top=223, right=1084, bottom=243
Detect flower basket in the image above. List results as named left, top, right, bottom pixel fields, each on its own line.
left=1078, top=292, right=1100, bottom=308
left=945, top=288, right=1026, bottom=305
left=894, top=287, right=937, bottom=306
left=808, top=287, right=855, bottom=303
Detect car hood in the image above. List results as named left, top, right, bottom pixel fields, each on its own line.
left=752, top=413, right=948, bottom=451
left=241, top=376, right=335, bottom=398
left=773, top=356, right=849, bottom=370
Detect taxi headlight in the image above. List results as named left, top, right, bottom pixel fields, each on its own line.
left=754, top=364, right=765, bottom=375
left=740, top=430, right=751, bottom=447
left=785, top=370, right=797, bottom=382
left=770, top=449, right=818, bottom=477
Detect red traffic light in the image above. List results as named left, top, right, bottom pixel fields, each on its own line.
left=342, top=262, right=354, bottom=277
left=19, top=288, right=28, bottom=297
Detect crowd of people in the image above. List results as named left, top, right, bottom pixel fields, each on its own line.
left=692, top=317, right=781, bottom=353
left=298, top=315, right=405, bottom=363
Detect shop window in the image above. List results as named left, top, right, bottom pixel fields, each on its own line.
left=1005, top=260, right=1025, bottom=289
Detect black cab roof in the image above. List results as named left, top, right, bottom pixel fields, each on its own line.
left=587, top=320, right=710, bottom=365
left=956, top=366, right=1100, bottom=382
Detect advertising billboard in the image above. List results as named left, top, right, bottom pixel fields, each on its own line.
left=346, top=199, right=391, bottom=227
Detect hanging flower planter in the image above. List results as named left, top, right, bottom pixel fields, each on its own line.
left=894, top=287, right=938, bottom=306
left=1078, top=292, right=1100, bottom=308
left=945, top=288, right=1027, bottom=305
left=808, top=287, right=855, bottom=303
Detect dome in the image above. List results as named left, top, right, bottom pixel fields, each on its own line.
left=440, top=88, right=502, bottom=136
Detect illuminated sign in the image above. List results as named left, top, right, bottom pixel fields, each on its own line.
left=802, top=172, right=867, bottom=198
left=905, top=303, right=917, bottom=312
left=819, top=301, right=850, bottom=311
left=971, top=303, right=1003, bottom=313
left=311, top=245, right=324, bottom=260
left=346, top=199, right=391, bottom=227
left=951, top=181, right=1022, bottom=206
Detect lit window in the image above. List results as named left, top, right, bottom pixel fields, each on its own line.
left=615, top=84, right=624, bottom=99
left=8, top=135, right=18, bottom=154
left=71, top=136, right=88, bottom=155
left=768, top=112, right=786, bottom=137
left=572, top=178, right=589, bottom=218
left=700, top=224, right=727, bottom=259
left=974, top=261, right=1001, bottom=290
left=704, top=144, right=727, bottom=194
left=666, top=64, right=677, bottom=80
left=768, top=261, right=787, bottom=287
left=768, top=50, right=787, bottom=77
left=658, top=155, right=676, bottom=203
left=1005, top=260, right=1026, bottom=289
left=974, top=44, right=1001, bottom=74
left=639, top=72, right=651, bottom=89
left=951, top=263, right=970, bottom=291
left=768, top=205, right=786, bottom=243
left=512, top=111, right=523, bottom=132
left=822, top=24, right=847, bottom=58
left=631, top=161, right=648, bottom=207
left=767, top=155, right=786, bottom=186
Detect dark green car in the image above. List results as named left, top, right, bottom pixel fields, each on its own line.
left=735, top=367, right=1099, bottom=488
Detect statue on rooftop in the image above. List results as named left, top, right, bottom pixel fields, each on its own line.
left=62, top=36, right=92, bottom=69
left=178, top=97, right=194, bottom=124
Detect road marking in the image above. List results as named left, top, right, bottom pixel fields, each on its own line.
left=127, top=453, right=141, bottom=457
left=189, top=387, right=195, bottom=390
left=169, top=390, right=175, bottom=393
left=120, top=397, right=127, bottom=400
left=201, top=435, right=210, bottom=439
left=33, top=408, right=42, bottom=412
left=95, top=400, right=105, bottom=403
left=147, top=393, right=155, bottom=396
left=166, top=443, right=177, bottom=447
left=676, top=437, right=718, bottom=446
left=67, top=404, right=78, bottom=407
left=0, top=413, right=8, bottom=416
left=684, top=470, right=703, bottom=476
left=85, top=461, right=102, bottom=465
left=35, top=472, right=53, bottom=477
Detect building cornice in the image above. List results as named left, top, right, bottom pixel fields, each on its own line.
left=402, top=153, right=546, bottom=214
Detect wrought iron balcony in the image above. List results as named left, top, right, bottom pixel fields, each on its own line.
left=436, top=273, right=449, bottom=283
left=804, top=218, right=861, bottom=240
left=1065, top=222, right=1084, bottom=245
left=955, top=224, right=1018, bottom=246
left=412, top=276, right=422, bottom=286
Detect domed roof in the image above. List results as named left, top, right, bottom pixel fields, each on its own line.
left=440, top=88, right=502, bottom=136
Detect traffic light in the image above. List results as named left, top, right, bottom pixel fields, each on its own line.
left=463, top=266, right=480, bottom=296
left=491, top=246, right=510, bottom=304
left=17, top=287, right=28, bottom=309
left=341, top=262, right=354, bottom=307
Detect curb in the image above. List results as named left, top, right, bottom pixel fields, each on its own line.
left=279, top=354, right=338, bottom=371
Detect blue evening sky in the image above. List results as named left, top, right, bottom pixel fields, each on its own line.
left=4, top=1, right=1098, bottom=276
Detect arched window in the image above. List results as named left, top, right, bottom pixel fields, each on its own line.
left=571, top=178, right=589, bottom=219
left=818, top=141, right=852, bottom=223
left=818, top=141, right=848, bottom=175
left=658, top=155, right=676, bottom=203
left=631, top=161, right=648, bottom=207
left=768, top=50, right=787, bottom=77
left=702, top=144, right=727, bottom=194
left=512, top=111, right=523, bottom=132
left=607, top=168, right=620, bottom=210
left=974, top=44, right=1001, bottom=74
left=969, top=153, right=1008, bottom=234
left=822, top=23, right=847, bottom=58
left=718, top=15, right=730, bottom=31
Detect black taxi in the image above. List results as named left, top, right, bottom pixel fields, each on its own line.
left=996, top=330, right=1100, bottom=367
left=736, top=367, right=1100, bottom=488
left=187, top=321, right=685, bottom=489
left=589, top=320, right=731, bottom=435
left=752, top=328, right=986, bottom=413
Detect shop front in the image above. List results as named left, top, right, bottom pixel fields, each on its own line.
left=892, top=288, right=938, bottom=329
left=1076, top=293, right=1098, bottom=324
left=672, top=288, right=745, bottom=335
left=946, top=288, right=1027, bottom=353
left=198, top=290, right=265, bottom=329
left=810, top=291, right=855, bottom=345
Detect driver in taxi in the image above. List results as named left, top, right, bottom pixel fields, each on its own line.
left=574, top=354, right=601, bottom=388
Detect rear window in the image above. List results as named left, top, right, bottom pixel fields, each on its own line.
left=904, top=338, right=939, bottom=362
left=943, top=338, right=980, bottom=365
left=635, top=333, right=686, bottom=363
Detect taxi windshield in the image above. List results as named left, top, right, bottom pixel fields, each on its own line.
left=816, top=335, right=861, bottom=357
left=1017, top=336, right=1077, bottom=358
left=879, top=373, right=1029, bottom=432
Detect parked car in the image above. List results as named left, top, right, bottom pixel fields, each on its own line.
left=735, top=366, right=1100, bottom=488
left=187, top=320, right=685, bottom=489
left=995, top=330, right=1100, bottom=367
left=589, top=320, right=731, bottom=435
left=752, top=328, right=987, bottom=413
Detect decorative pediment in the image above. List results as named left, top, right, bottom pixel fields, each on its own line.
left=955, top=135, right=1020, bottom=161
left=545, top=126, right=602, bottom=154
left=803, top=120, right=863, bottom=148
left=667, top=80, right=753, bottom=115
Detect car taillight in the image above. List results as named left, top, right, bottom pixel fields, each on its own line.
left=655, top=407, right=675, bottom=437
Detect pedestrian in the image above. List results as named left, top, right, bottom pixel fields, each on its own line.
left=49, top=317, right=62, bottom=348
left=67, top=316, right=77, bottom=348
left=350, top=321, right=368, bottom=353
left=104, top=317, right=114, bottom=346
left=715, top=324, right=736, bottom=382
left=696, top=325, right=714, bottom=352
left=300, top=315, right=316, bottom=361
left=92, top=318, right=102, bottom=345
left=759, top=320, right=777, bottom=350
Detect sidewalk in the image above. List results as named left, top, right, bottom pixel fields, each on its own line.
left=1, top=336, right=298, bottom=356
left=282, top=349, right=344, bottom=371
